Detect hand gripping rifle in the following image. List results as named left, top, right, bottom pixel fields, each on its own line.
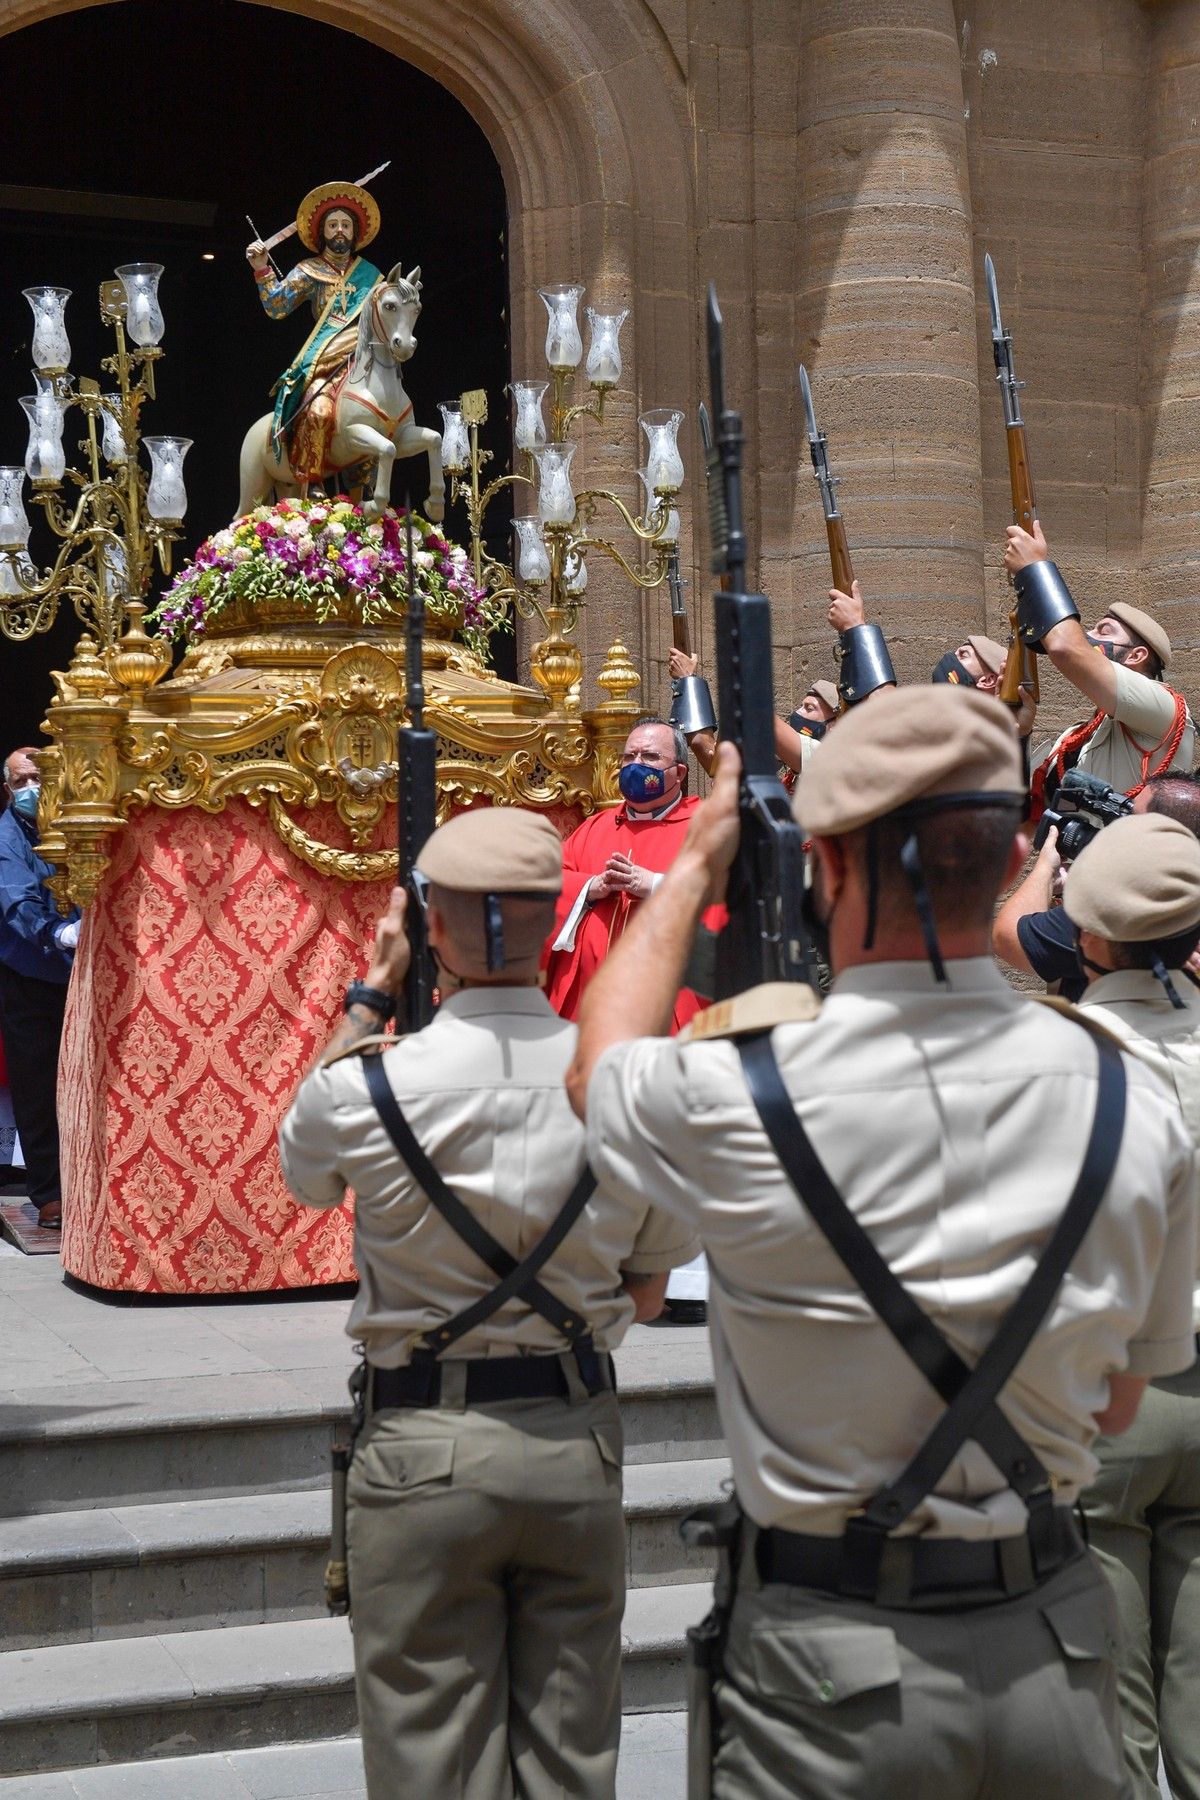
left=398, top=501, right=438, bottom=1032
left=797, top=364, right=895, bottom=706
left=706, top=285, right=820, bottom=999
left=984, top=253, right=1041, bottom=715
left=667, top=547, right=717, bottom=736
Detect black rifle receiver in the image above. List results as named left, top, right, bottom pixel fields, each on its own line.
left=397, top=498, right=438, bottom=1031
left=705, top=286, right=820, bottom=999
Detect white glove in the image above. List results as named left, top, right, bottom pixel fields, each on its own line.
left=56, top=920, right=80, bottom=951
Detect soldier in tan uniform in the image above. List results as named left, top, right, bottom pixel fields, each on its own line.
left=566, top=686, right=1197, bottom=1799
left=1003, top=521, right=1194, bottom=811
left=1063, top=814, right=1200, bottom=1799
left=278, top=807, right=698, bottom=1800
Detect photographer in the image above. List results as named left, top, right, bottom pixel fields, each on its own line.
left=1064, top=813, right=1200, bottom=1799
left=994, top=773, right=1200, bottom=1000
left=1003, top=522, right=1194, bottom=811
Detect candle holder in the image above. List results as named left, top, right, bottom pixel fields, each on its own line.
left=0, top=264, right=186, bottom=650
left=441, top=282, right=683, bottom=715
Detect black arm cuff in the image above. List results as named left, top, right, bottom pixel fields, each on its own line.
left=838, top=624, right=897, bottom=706
left=1014, top=560, right=1080, bottom=650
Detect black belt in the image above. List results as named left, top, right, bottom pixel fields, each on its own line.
left=756, top=1505, right=1084, bottom=1607
left=370, top=1352, right=616, bottom=1411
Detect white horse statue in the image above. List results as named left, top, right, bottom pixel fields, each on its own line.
left=236, top=264, right=445, bottom=521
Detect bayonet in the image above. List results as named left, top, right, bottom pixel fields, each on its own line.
left=984, top=251, right=1025, bottom=432
left=796, top=364, right=855, bottom=596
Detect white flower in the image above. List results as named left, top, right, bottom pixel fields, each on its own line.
left=284, top=517, right=307, bottom=540
left=296, top=535, right=315, bottom=559
left=213, top=529, right=235, bottom=554
left=325, top=522, right=346, bottom=542
left=415, top=548, right=434, bottom=570
left=231, top=546, right=252, bottom=564
left=308, top=505, right=328, bottom=524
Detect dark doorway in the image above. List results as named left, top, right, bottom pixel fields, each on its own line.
left=0, top=0, right=512, bottom=750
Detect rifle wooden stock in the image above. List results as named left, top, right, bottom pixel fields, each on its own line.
left=999, top=422, right=1040, bottom=709
left=825, top=515, right=855, bottom=596
left=671, top=607, right=692, bottom=659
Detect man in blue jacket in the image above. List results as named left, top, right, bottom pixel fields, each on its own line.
left=0, top=747, right=81, bottom=1228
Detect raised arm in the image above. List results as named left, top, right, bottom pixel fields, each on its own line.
left=1003, top=522, right=1118, bottom=716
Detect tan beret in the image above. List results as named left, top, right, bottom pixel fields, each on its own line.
left=793, top=685, right=1024, bottom=836
left=967, top=634, right=1007, bottom=677
left=808, top=679, right=840, bottom=714
left=1108, top=601, right=1172, bottom=670
left=417, top=806, right=563, bottom=895
left=1065, top=814, right=1200, bottom=945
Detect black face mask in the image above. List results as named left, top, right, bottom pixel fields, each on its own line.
left=787, top=710, right=827, bottom=741
left=930, top=651, right=977, bottom=686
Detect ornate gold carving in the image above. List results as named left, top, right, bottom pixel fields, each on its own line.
left=584, top=637, right=644, bottom=804
left=266, top=793, right=398, bottom=883
left=106, top=601, right=171, bottom=702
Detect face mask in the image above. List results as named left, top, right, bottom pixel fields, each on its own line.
left=618, top=761, right=673, bottom=806
left=11, top=786, right=39, bottom=821
left=930, top=651, right=976, bottom=686
left=787, top=711, right=827, bottom=741
left=1086, top=635, right=1126, bottom=663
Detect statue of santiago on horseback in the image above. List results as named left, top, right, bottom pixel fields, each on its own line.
left=239, top=177, right=444, bottom=521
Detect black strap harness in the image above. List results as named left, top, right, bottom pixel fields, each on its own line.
left=360, top=1052, right=607, bottom=1396
left=735, top=1022, right=1127, bottom=1600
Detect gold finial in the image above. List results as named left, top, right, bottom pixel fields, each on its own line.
left=107, top=601, right=171, bottom=703
left=593, top=638, right=642, bottom=714
left=61, top=633, right=118, bottom=701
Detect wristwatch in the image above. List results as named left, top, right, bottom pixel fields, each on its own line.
left=343, top=980, right=396, bottom=1021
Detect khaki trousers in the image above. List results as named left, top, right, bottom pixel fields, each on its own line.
left=346, top=1385, right=626, bottom=1800
left=711, top=1534, right=1130, bottom=1799
left=1083, top=1360, right=1200, bottom=1800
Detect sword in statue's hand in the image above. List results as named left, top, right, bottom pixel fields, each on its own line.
left=244, top=162, right=392, bottom=265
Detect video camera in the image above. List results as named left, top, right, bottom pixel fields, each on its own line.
left=1033, top=767, right=1133, bottom=862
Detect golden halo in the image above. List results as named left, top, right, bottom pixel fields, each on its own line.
left=296, top=182, right=381, bottom=253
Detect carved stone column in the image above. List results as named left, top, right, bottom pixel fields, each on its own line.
left=794, top=0, right=983, bottom=686
left=1142, top=2, right=1200, bottom=693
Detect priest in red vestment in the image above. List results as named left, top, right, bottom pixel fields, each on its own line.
left=545, top=719, right=724, bottom=1034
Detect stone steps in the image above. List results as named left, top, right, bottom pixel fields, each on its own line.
left=0, top=1589, right=712, bottom=1777
left=0, top=1320, right=721, bottom=1779
left=0, top=1712, right=691, bottom=1798
left=1, top=1458, right=729, bottom=1649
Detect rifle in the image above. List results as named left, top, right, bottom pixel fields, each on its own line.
left=706, top=285, right=820, bottom=998
left=667, top=548, right=718, bottom=736
left=798, top=364, right=854, bottom=595
left=698, top=403, right=732, bottom=593
left=984, top=253, right=1040, bottom=713
left=798, top=364, right=895, bottom=705
left=668, top=548, right=691, bottom=661
left=397, top=501, right=438, bottom=1031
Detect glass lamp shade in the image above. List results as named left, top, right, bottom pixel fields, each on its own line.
left=513, top=516, right=551, bottom=585
left=538, top=284, right=585, bottom=371
left=0, top=550, right=35, bottom=597
left=0, top=467, right=31, bottom=551
left=100, top=395, right=127, bottom=465
left=438, top=402, right=470, bottom=474
left=639, top=408, right=685, bottom=494
left=143, top=435, right=191, bottom=523
left=562, top=547, right=589, bottom=596
left=511, top=381, right=548, bottom=453
left=636, top=469, right=679, bottom=543
left=22, top=287, right=71, bottom=375
left=20, top=388, right=67, bottom=484
left=656, top=506, right=681, bottom=546
left=534, top=443, right=576, bottom=527
left=115, top=263, right=165, bottom=348
left=585, top=308, right=628, bottom=387
left=99, top=536, right=128, bottom=603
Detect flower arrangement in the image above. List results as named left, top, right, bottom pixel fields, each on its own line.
left=146, top=497, right=509, bottom=661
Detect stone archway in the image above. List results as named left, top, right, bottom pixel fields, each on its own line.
left=0, top=0, right=698, bottom=687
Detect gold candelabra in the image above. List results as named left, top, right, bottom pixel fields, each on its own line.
left=437, top=282, right=684, bottom=713
left=0, top=265, right=189, bottom=661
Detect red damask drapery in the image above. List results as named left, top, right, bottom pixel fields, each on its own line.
left=59, top=800, right=392, bottom=1292
left=58, top=794, right=584, bottom=1293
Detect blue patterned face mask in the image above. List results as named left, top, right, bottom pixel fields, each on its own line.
left=10, top=786, right=39, bottom=821
left=618, top=762, right=671, bottom=805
